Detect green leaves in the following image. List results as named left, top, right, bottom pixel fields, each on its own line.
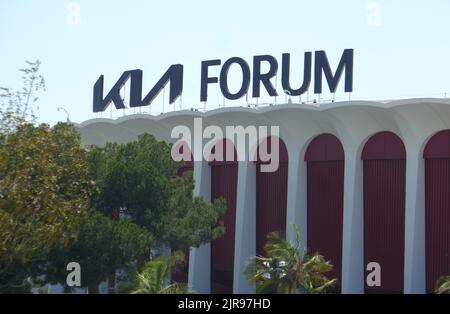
left=89, top=133, right=226, bottom=250
left=435, top=275, right=450, bottom=294
left=0, top=60, right=45, bottom=133
left=0, top=60, right=225, bottom=292
left=40, top=209, right=152, bottom=292
left=0, top=122, right=94, bottom=292
left=131, top=252, right=189, bottom=294
left=244, top=223, right=337, bottom=294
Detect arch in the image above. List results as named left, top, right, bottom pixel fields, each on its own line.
left=255, top=136, right=288, bottom=256
left=304, top=134, right=344, bottom=293
left=208, top=138, right=238, bottom=165
left=305, top=133, right=345, bottom=161
left=424, top=130, right=450, bottom=159
left=423, top=129, right=450, bottom=293
left=208, top=139, right=238, bottom=294
left=362, top=131, right=406, bottom=293
left=255, top=136, right=289, bottom=163
left=362, top=131, right=406, bottom=160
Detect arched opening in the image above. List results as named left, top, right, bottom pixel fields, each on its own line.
left=362, top=131, right=406, bottom=293
left=209, top=139, right=238, bottom=294
left=255, top=136, right=288, bottom=256
left=305, top=133, right=344, bottom=293
left=423, top=130, right=450, bottom=293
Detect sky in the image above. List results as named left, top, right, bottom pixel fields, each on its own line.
left=1, top=0, right=450, bottom=125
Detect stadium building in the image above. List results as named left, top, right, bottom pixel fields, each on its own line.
left=77, top=98, right=450, bottom=294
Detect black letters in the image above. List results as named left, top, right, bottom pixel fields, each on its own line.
left=200, top=59, right=221, bottom=102
left=281, top=52, right=312, bottom=96
left=93, top=50, right=355, bottom=113
left=219, top=57, right=250, bottom=100
left=93, top=65, right=183, bottom=113
left=252, top=55, right=278, bottom=98
left=314, top=49, right=354, bottom=94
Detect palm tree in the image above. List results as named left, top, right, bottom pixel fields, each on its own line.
left=435, top=275, right=450, bottom=294
left=131, top=251, right=189, bottom=294
left=245, top=224, right=337, bottom=294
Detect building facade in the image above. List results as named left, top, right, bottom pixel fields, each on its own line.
left=77, top=99, right=450, bottom=294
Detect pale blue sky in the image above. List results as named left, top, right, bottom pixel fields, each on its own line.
left=1, top=0, right=450, bottom=124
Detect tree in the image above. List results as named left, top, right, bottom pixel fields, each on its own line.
left=130, top=251, right=189, bottom=294
left=88, top=134, right=226, bottom=251
left=0, top=61, right=96, bottom=293
left=37, top=209, right=152, bottom=293
left=0, top=60, right=225, bottom=293
left=0, top=60, right=45, bottom=133
left=435, top=275, right=450, bottom=294
left=0, top=122, right=94, bottom=293
left=244, top=224, right=337, bottom=294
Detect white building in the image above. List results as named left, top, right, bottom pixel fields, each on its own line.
left=76, top=98, right=450, bottom=294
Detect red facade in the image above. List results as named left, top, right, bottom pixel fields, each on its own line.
left=424, top=130, right=450, bottom=293
left=255, top=137, right=288, bottom=256
left=209, top=139, right=238, bottom=294
left=362, top=131, right=406, bottom=293
left=305, top=134, right=344, bottom=293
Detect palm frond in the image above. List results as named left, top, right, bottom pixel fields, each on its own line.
left=435, top=276, right=450, bottom=294
left=244, top=223, right=337, bottom=294
left=131, top=252, right=189, bottom=294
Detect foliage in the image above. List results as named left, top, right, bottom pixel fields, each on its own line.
left=245, top=224, right=337, bottom=294
left=0, top=61, right=94, bottom=292
left=0, top=61, right=224, bottom=294
left=0, top=122, right=94, bottom=292
left=435, top=275, right=450, bottom=294
left=36, top=209, right=152, bottom=293
left=88, top=134, right=226, bottom=249
left=0, top=60, right=45, bottom=133
left=131, top=251, right=189, bottom=294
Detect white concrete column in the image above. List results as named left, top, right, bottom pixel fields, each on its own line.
left=286, top=155, right=306, bottom=250
left=188, top=160, right=211, bottom=293
left=233, top=161, right=256, bottom=293
left=403, top=147, right=426, bottom=293
left=341, top=152, right=365, bottom=293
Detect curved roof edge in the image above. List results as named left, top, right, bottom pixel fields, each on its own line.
left=75, top=98, right=450, bottom=128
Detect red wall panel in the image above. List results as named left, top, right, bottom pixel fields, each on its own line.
left=362, top=132, right=406, bottom=294
left=256, top=163, right=288, bottom=256
left=305, top=134, right=344, bottom=293
left=424, top=130, right=450, bottom=293
left=210, top=139, right=238, bottom=294
left=256, top=137, right=288, bottom=256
